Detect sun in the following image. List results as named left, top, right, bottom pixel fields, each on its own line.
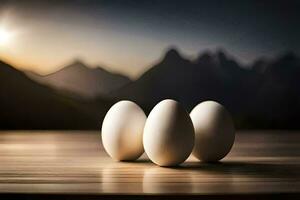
left=0, top=27, right=13, bottom=45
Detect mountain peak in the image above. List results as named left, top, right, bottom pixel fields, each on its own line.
left=163, top=47, right=182, bottom=61
left=193, top=49, right=229, bottom=67
left=216, top=49, right=228, bottom=61
left=68, top=59, right=88, bottom=68
left=196, top=51, right=214, bottom=64
left=60, top=59, right=92, bottom=73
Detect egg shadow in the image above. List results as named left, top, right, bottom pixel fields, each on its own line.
left=119, top=156, right=152, bottom=163
left=132, top=158, right=152, bottom=163
left=122, top=155, right=299, bottom=179
left=121, top=157, right=299, bottom=179
left=170, top=160, right=299, bottom=178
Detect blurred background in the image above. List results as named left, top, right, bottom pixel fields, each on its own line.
left=0, top=0, right=299, bottom=130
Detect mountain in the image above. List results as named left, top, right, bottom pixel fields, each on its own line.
left=111, top=48, right=258, bottom=111
left=0, top=60, right=112, bottom=129
left=1, top=48, right=299, bottom=129
left=27, top=60, right=131, bottom=99
left=248, top=52, right=300, bottom=128
left=110, top=48, right=300, bottom=129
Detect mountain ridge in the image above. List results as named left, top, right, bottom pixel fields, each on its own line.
left=1, top=47, right=299, bottom=129
left=0, top=60, right=112, bottom=129
left=109, top=47, right=300, bottom=129
left=27, top=59, right=131, bottom=99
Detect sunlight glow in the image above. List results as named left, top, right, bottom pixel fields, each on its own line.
left=0, top=26, right=13, bottom=45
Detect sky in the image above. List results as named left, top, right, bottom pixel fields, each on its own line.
left=0, top=0, right=299, bottom=79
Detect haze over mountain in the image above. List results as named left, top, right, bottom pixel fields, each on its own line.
left=110, top=48, right=300, bottom=129
left=1, top=47, right=299, bottom=129
left=111, top=48, right=258, bottom=108
left=27, top=60, right=131, bottom=99
left=0, top=60, right=111, bottom=129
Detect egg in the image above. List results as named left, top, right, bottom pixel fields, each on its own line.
left=143, top=99, right=195, bottom=167
left=101, top=100, right=146, bottom=161
left=190, top=101, right=235, bottom=162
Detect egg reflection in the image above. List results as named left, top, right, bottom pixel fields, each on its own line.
left=101, top=162, right=145, bottom=193
left=143, top=167, right=193, bottom=193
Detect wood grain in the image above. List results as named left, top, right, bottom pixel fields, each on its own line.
left=0, top=130, right=299, bottom=199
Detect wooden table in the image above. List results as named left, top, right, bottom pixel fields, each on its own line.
left=0, top=130, right=299, bottom=199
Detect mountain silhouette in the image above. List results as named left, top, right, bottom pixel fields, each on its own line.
left=110, top=48, right=300, bottom=129
left=0, top=60, right=111, bottom=129
left=111, top=48, right=256, bottom=110
left=1, top=47, right=299, bottom=129
left=248, top=52, right=300, bottom=128
left=27, top=60, right=130, bottom=99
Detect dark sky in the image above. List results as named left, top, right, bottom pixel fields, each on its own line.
left=0, top=0, right=299, bottom=77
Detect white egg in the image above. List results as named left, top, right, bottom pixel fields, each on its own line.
left=190, top=101, right=235, bottom=162
left=143, top=99, right=195, bottom=167
left=101, top=100, right=146, bottom=161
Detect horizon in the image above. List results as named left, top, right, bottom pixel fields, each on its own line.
left=0, top=0, right=299, bottom=79
left=1, top=46, right=298, bottom=80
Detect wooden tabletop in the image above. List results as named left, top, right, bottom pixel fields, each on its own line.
left=0, top=130, right=299, bottom=199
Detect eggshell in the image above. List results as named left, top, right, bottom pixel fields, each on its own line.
left=190, top=101, right=235, bottom=162
left=101, top=100, right=146, bottom=161
left=143, top=99, right=195, bottom=166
